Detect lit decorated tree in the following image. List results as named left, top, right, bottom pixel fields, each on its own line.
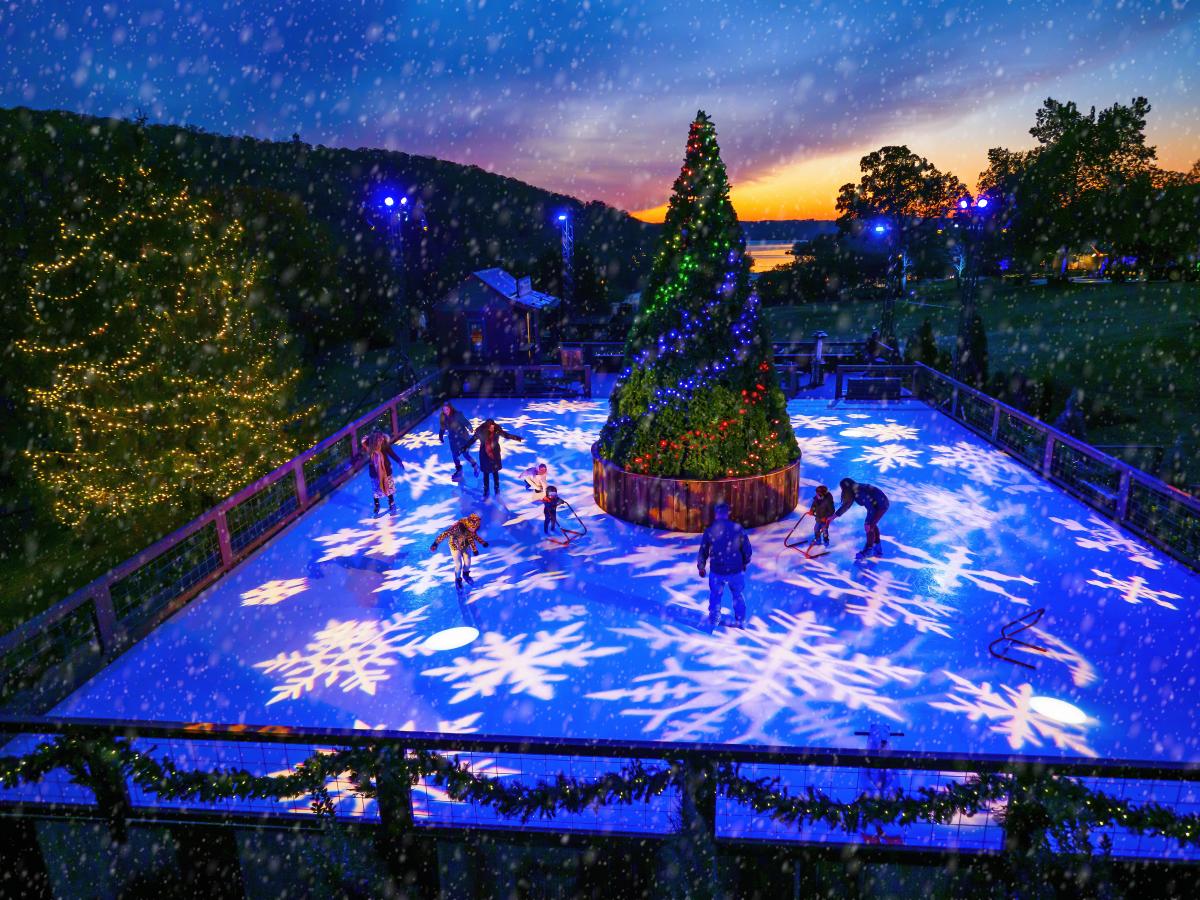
left=598, top=112, right=798, bottom=479
left=18, top=168, right=308, bottom=525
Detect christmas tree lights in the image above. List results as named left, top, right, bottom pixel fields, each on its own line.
left=19, top=167, right=309, bottom=525
left=598, top=112, right=798, bottom=479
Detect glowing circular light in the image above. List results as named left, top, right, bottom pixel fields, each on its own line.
left=400, top=196, right=408, bottom=205
left=557, top=213, right=568, bottom=221
left=1029, top=696, right=1089, bottom=725
left=873, top=224, right=886, bottom=234
left=976, top=197, right=989, bottom=208
left=383, top=196, right=395, bottom=207
left=959, top=199, right=969, bottom=209
left=423, top=627, right=480, bottom=652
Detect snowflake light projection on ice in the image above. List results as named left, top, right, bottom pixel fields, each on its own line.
left=793, top=435, right=848, bottom=468
left=885, top=540, right=1037, bottom=605
left=840, top=421, right=920, bottom=442
left=266, top=750, right=377, bottom=818
left=530, top=425, right=601, bottom=452
left=927, top=442, right=1038, bottom=488
left=1022, top=628, right=1097, bottom=688
left=930, top=673, right=1097, bottom=757
left=240, top=578, right=309, bottom=607
left=855, top=444, right=922, bottom=473
left=396, top=429, right=442, bottom=451
left=314, top=500, right=461, bottom=561
left=255, top=607, right=430, bottom=704
left=375, top=556, right=455, bottom=595
left=525, top=399, right=604, bottom=415
left=780, top=564, right=953, bottom=637
left=421, top=620, right=624, bottom=703
left=880, top=481, right=1008, bottom=544
left=539, top=604, right=587, bottom=622
left=1086, top=569, right=1182, bottom=610
left=411, top=755, right=521, bottom=819
left=394, top=454, right=458, bottom=500
left=790, top=414, right=847, bottom=432
left=1049, top=514, right=1162, bottom=570
left=587, top=610, right=921, bottom=743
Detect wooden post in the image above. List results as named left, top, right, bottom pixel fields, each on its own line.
left=667, top=758, right=719, bottom=899
left=1042, top=434, right=1055, bottom=478
left=515, top=367, right=526, bottom=396
left=951, top=386, right=960, bottom=419
left=1116, top=469, right=1132, bottom=521
left=991, top=404, right=1001, bottom=442
left=294, top=459, right=309, bottom=508
left=373, top=745, right=438, bottom=896
left=91, top=582, right=120, bottom=655
left=389, top=403, right=400, bottom=437
left=214, top=510, right=234, bottom=568
left=350, top=426, right=360, bottom=461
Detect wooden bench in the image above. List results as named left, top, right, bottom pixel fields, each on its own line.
left=845, top=376, right=902, bottom=400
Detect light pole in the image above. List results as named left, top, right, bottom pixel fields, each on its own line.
left=870, top=220, right=901, bottom=352
left=555, top=211, right=574, bottom=309
left=951, top=196, right=990, bottom=384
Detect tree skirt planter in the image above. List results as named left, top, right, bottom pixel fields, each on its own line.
left=592, top=445, right=801, bottom=532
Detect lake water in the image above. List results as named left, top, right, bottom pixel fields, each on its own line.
left=746, top=240, right=795, bottom=272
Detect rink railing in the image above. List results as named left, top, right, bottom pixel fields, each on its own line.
left=0, top=372, right=443, bottom=713
left=1, top=715, right=1198, bottom=864
left=834, top=362, right=1200, bottom=571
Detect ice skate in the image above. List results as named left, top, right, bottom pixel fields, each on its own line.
left=455, top=575, right=463, bottom=589
left=451, top=468, right=463, bottom=482
left=462, top=571, right=474, bottom=585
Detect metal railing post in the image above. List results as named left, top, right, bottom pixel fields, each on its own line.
left=583, top=365, right=592, bottom=398
left=389, top=403, right=400, bottom=437
left=350, top=426, right=360, bottom=460
left=1116, top=469, right=1132, bottom=521
left=214, top=510, right=234, bottom=568
left=515, top=367, right=526, bottom=395
left=951, top=386, right=960, bottom=418
left=991, top=404, right=1001, bottom=441
left=1042, top=434, right=1055, bottom=478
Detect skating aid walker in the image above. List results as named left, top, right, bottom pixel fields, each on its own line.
left=546, top=497, right=587, bottom=547
left=784, top=512, right=829, bottom=560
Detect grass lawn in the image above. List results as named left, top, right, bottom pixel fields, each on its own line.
left=0, top=341, right=435, bottom=634
left=766, top=280, right=1200, bottom=482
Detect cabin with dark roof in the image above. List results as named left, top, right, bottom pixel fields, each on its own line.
left=433, top=268, right=561, bottom=364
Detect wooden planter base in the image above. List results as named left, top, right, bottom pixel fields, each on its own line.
left=592, top=445, right=801, bottom=532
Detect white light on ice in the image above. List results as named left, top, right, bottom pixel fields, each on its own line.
left=1029, top=695, right=1089, bottom=725
left=424, top=627, right=480, bottom=652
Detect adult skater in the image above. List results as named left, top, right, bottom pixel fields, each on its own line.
left=438, top=401, right=479, bottom=480
left=360, top=430, right=405, bottom=515
left=468, top=418, right=524, bottom=499
left=697, top=502, right=753, bottom=629
left=430, top=512, right=489, bottom=589
left=834, top=477, right=890, bottom=559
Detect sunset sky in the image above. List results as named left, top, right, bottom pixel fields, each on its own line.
left=2, top=1, right=1196, bottom=220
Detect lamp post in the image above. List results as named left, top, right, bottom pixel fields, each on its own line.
left=555, top=211, right=574, bottom=308
left=951, top=196, right=990, bottom=384
left=870, top=220, right=902, bottom=352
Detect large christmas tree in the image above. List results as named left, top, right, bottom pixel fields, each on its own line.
left=17, top=167, right=308, bottom=525
left=598, top=112, right=798, bottom=480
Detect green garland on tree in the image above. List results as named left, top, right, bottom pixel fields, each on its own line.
left=598, top=112, right=798, bottom=480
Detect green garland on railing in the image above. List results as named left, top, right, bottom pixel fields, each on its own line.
left=3, top=733, right=1200, bottom=855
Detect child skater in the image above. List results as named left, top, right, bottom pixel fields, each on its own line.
left=535, top=485, right=567, bottom=535
left=429, top=512, right=489, bottom=588
left=521, top=462, right=549, bottom=493
left=807, top=484, right=835, bottom=546
left=361, top=431, right=405, bottom=515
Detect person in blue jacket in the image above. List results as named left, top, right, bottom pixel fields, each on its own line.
left=697, top=502, right=753, bottom=629
left=834, top=477, right=890, bottom=559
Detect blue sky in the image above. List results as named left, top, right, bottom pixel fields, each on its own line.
left=2, top=1, right=1196, bottom=217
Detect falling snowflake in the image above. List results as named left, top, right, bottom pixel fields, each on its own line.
left=255, top=607, right=430, bottom=704
left=530, top=425, right=601, bottom=451
left=855, top=444, right=922, bottom=473
left=794, top=434, right=848, bottom=468
left=421, top=620, right=625, bottom=703
left=1085, top=569, right=1182, bottom=610
left=241, top=578, right=309, bottom=607
left=396, top=429, right=443, bottom=451
left=926, top=442, right=1035, bottom=488
left=885, top=540, right=1037, bottom=605
left=841, top=421, right=920, bottom=442
left=525, top=400, right=604, bottom=414
left=790, top=413, right=847, bottom=431
left=930, top=672, right=1097, bottom=757
left=587, top=610, right=921, bottom=743
left=780, top=564, right=953, bottom=637
left=1049, top=515, right=1162, bottom=570
left=538, top=604, right=588, bottom=622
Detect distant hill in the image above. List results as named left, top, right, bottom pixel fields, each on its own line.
left=742, top=220, right=838, bottom=243
left=0, top=106, right=657, bottom=356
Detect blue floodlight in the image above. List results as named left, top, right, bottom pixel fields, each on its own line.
left=873, top=224, right=886, bottom=234
left=557, top=213, right=568, bottom=222
left=400, top=196, right=408, bottom=206
left=976, top=197, right=989, bottom=209
left=958, top=199, right=969, bottom=209
left=383, top=196, right=395, bottom=207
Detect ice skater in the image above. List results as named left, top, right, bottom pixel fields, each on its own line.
left=430, top=512, right=489, bottom=589
left=468, top=418, right=524, bottom=499
left=834, top=477, right=890, bottom=559
left=521, top=462, right=549, bottom=493
left=535, top=485, right=566, bottom=534
left=697, top=502, right=753, bottom=629
left=807, top=484, right=835, bottom=546
left=360, top=430, right=405, bottom=515
left=438, top=402, right=479, bottom=480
